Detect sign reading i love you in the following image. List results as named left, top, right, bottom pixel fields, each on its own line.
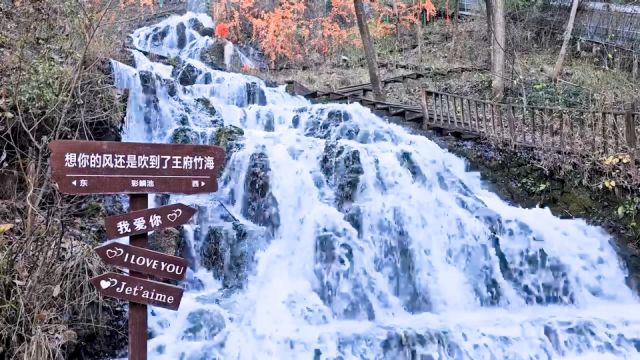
left=94, top=242, right=188, bottom=281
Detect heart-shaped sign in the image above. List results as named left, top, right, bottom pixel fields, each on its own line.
left=105, top=247, right=124, bottom=259
left=99, top=279, right=115, bottom=289
left=167, top=209, right=182, bottom=222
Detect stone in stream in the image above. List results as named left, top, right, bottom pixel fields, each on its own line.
left=171, top=126, right=199, bottom=144
left=374, top=209, right=431, bottom=313
left=246, top=82, right=267, bottom=106
left=195, top=97, right=224, bottom=127
left=320, top=141, right=364, bottom=210
left=176, top=22, right=187, bottom=49
left=139, top=70, right=156, bottom=96
left=242, top=152, right=280, bottom=232
left=200, top=221, right=269, bottom=289
left=313, top=226, right=374, bottom=321
left=183, top=309, right=225, bottom=341
left=176, top=63, right=201, bottom=86
left=305, top=109, right=360, bottom=141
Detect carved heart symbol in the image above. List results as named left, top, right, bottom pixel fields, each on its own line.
left=167, top=209, right=182, bottom=222
left=105, top=247, right=124, bottom=259
left=99, top=278, right=117, bottom=289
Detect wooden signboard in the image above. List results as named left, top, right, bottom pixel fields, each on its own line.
left=104, top=203, right=196, bottom=240
left=48, top=140, right=225, bottom=194
left=50, top=139, right=225, bottom=360
left=90, top=272, right=183, bottom=311
left=95, top=242, right=188, bottom=281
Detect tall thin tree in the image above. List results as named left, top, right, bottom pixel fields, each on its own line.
left=354, top=0, right=385, bottom=100
left=489, top=0, right=505, bottom=100
left=552, top=0, right=580, bottom=81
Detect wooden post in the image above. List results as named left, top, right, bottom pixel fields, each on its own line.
left=431, top=93, right=438, bottom=123
left=591, top=111, right=596, bottom=155
left=625, top=103, right=637, bottom=155
left=129, top=194, right=148, bottom=360
left=602, top=112, right=608, bottom=155
left=508, top=105, right=516, bottom=146
left=453, top=97, right=459, bottom=127
left=421, top=90, right=429, bottom=130
left=530, top=108, right=536, bottom=146
left=559, top=111, right=566, bottom=153
left=474, top=101, right=480, bottom=133
left=633, top=54, right=638, bottom=81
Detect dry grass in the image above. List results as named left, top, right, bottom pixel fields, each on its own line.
left=0, top=1, right=180, bottom=358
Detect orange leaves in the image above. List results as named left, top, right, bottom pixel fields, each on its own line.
left=215, top=23, right=230, bottom=39
left=214, top=0, right=438, bottom=67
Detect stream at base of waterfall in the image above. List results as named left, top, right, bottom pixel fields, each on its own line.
left=110, top=9, right=640, bottom=360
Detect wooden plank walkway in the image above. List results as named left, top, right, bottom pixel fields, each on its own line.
left=284, top=79, right=640, bottom=160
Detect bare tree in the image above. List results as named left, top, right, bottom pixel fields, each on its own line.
left=354, top=0, right=385, bottom=100
left=552, top=0, right=580, bottom=81
left=486, top=0, right=505, bottom=100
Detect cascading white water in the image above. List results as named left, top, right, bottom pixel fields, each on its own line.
left=111, top=11, right=640, bottom=360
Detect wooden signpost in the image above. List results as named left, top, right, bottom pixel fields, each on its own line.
left=94, top=242, right=188, bottom=281
left=104, top=203, right=196, bottom=240
left=49, top=140, right=225, bottom=360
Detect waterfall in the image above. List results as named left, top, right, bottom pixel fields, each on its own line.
left=111, top=11, right=640, bottom=360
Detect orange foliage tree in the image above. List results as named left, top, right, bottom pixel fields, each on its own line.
left=213, top=0, right=436, bottom=67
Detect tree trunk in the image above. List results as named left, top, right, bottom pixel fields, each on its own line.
left=552, top=0, right=580, bottom=81
left=490, top=0, right=505, bottom=100
left=354, top=0, right=385, bottom=101
left=415, top=0, right=423, bottom=61
left=485, top=0, right=494, bottom=71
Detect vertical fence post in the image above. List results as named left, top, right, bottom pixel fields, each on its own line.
left=128, top=194, right=148, bottom=360
left=626, top=102, right=638, bottom=180
left=421, top=90, right=429, bottom=130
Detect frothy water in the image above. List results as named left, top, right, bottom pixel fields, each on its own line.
left=112, top=11, right=640, bottom=359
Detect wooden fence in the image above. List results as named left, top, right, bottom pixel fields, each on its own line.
left=421, top=89, right=640, bottom=158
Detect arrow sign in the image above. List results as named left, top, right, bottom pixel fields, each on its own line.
left=48, top=140, right=225, bottom=195
left=90, top=272, right=183, bottom=311
left=104, top=203, right=196, bottom=240
left=95, top=243, right=188, bottom=281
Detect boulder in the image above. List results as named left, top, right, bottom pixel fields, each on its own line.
left=241, top=152, right=280, bottom=232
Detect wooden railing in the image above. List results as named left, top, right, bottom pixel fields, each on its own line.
left=421, top=89, right=640, bottom=157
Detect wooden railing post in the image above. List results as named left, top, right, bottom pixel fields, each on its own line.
left=625, top=102, right=637, bottom=155
left=421, top=90, right=429, bottom=130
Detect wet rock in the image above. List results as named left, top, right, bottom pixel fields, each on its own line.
left=320, top=142, right=364, bottom=210
left=200, top=39, right=227, bottom=70
left=183, top=309, right=225, bottom=341
left=149, top=227, right=182, bottom=257
left=246, top=82, right=267, bottom=106
left=171, top=126, right=199, bottom=144
left=160, top=78, right=177, bottom=97
left=344, top=206, right=363, bottom=237
left=305, top=109, right=358, bottom=140
left=139, top=71, right=156, bottom=96
left=227, top=48, right=244, bottom=72
left=195, top=97, right=224, bottom=127
left=177, top=114, right=189, bottom=126
left=200, top=222, right=267, bottom=289
left=176, top=63, right=200, bottom=86
left=241, top=152, right=280, bottom=232
left=214, top=125, right=245, bottom=167
left=176, top=22, right=187, bottom=49
left=374, top=209, right=431, bottom=313
left=150, top=25, right=170, bottom=47
left=313, top=227, right=374, bottom=320
left=188, top=17, right=205, bottom=34
left=291, top=114, right=301, bottom=128
left=398, top=151, right=425, bottom=182
left=257, top=110, right=274, bottom=132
